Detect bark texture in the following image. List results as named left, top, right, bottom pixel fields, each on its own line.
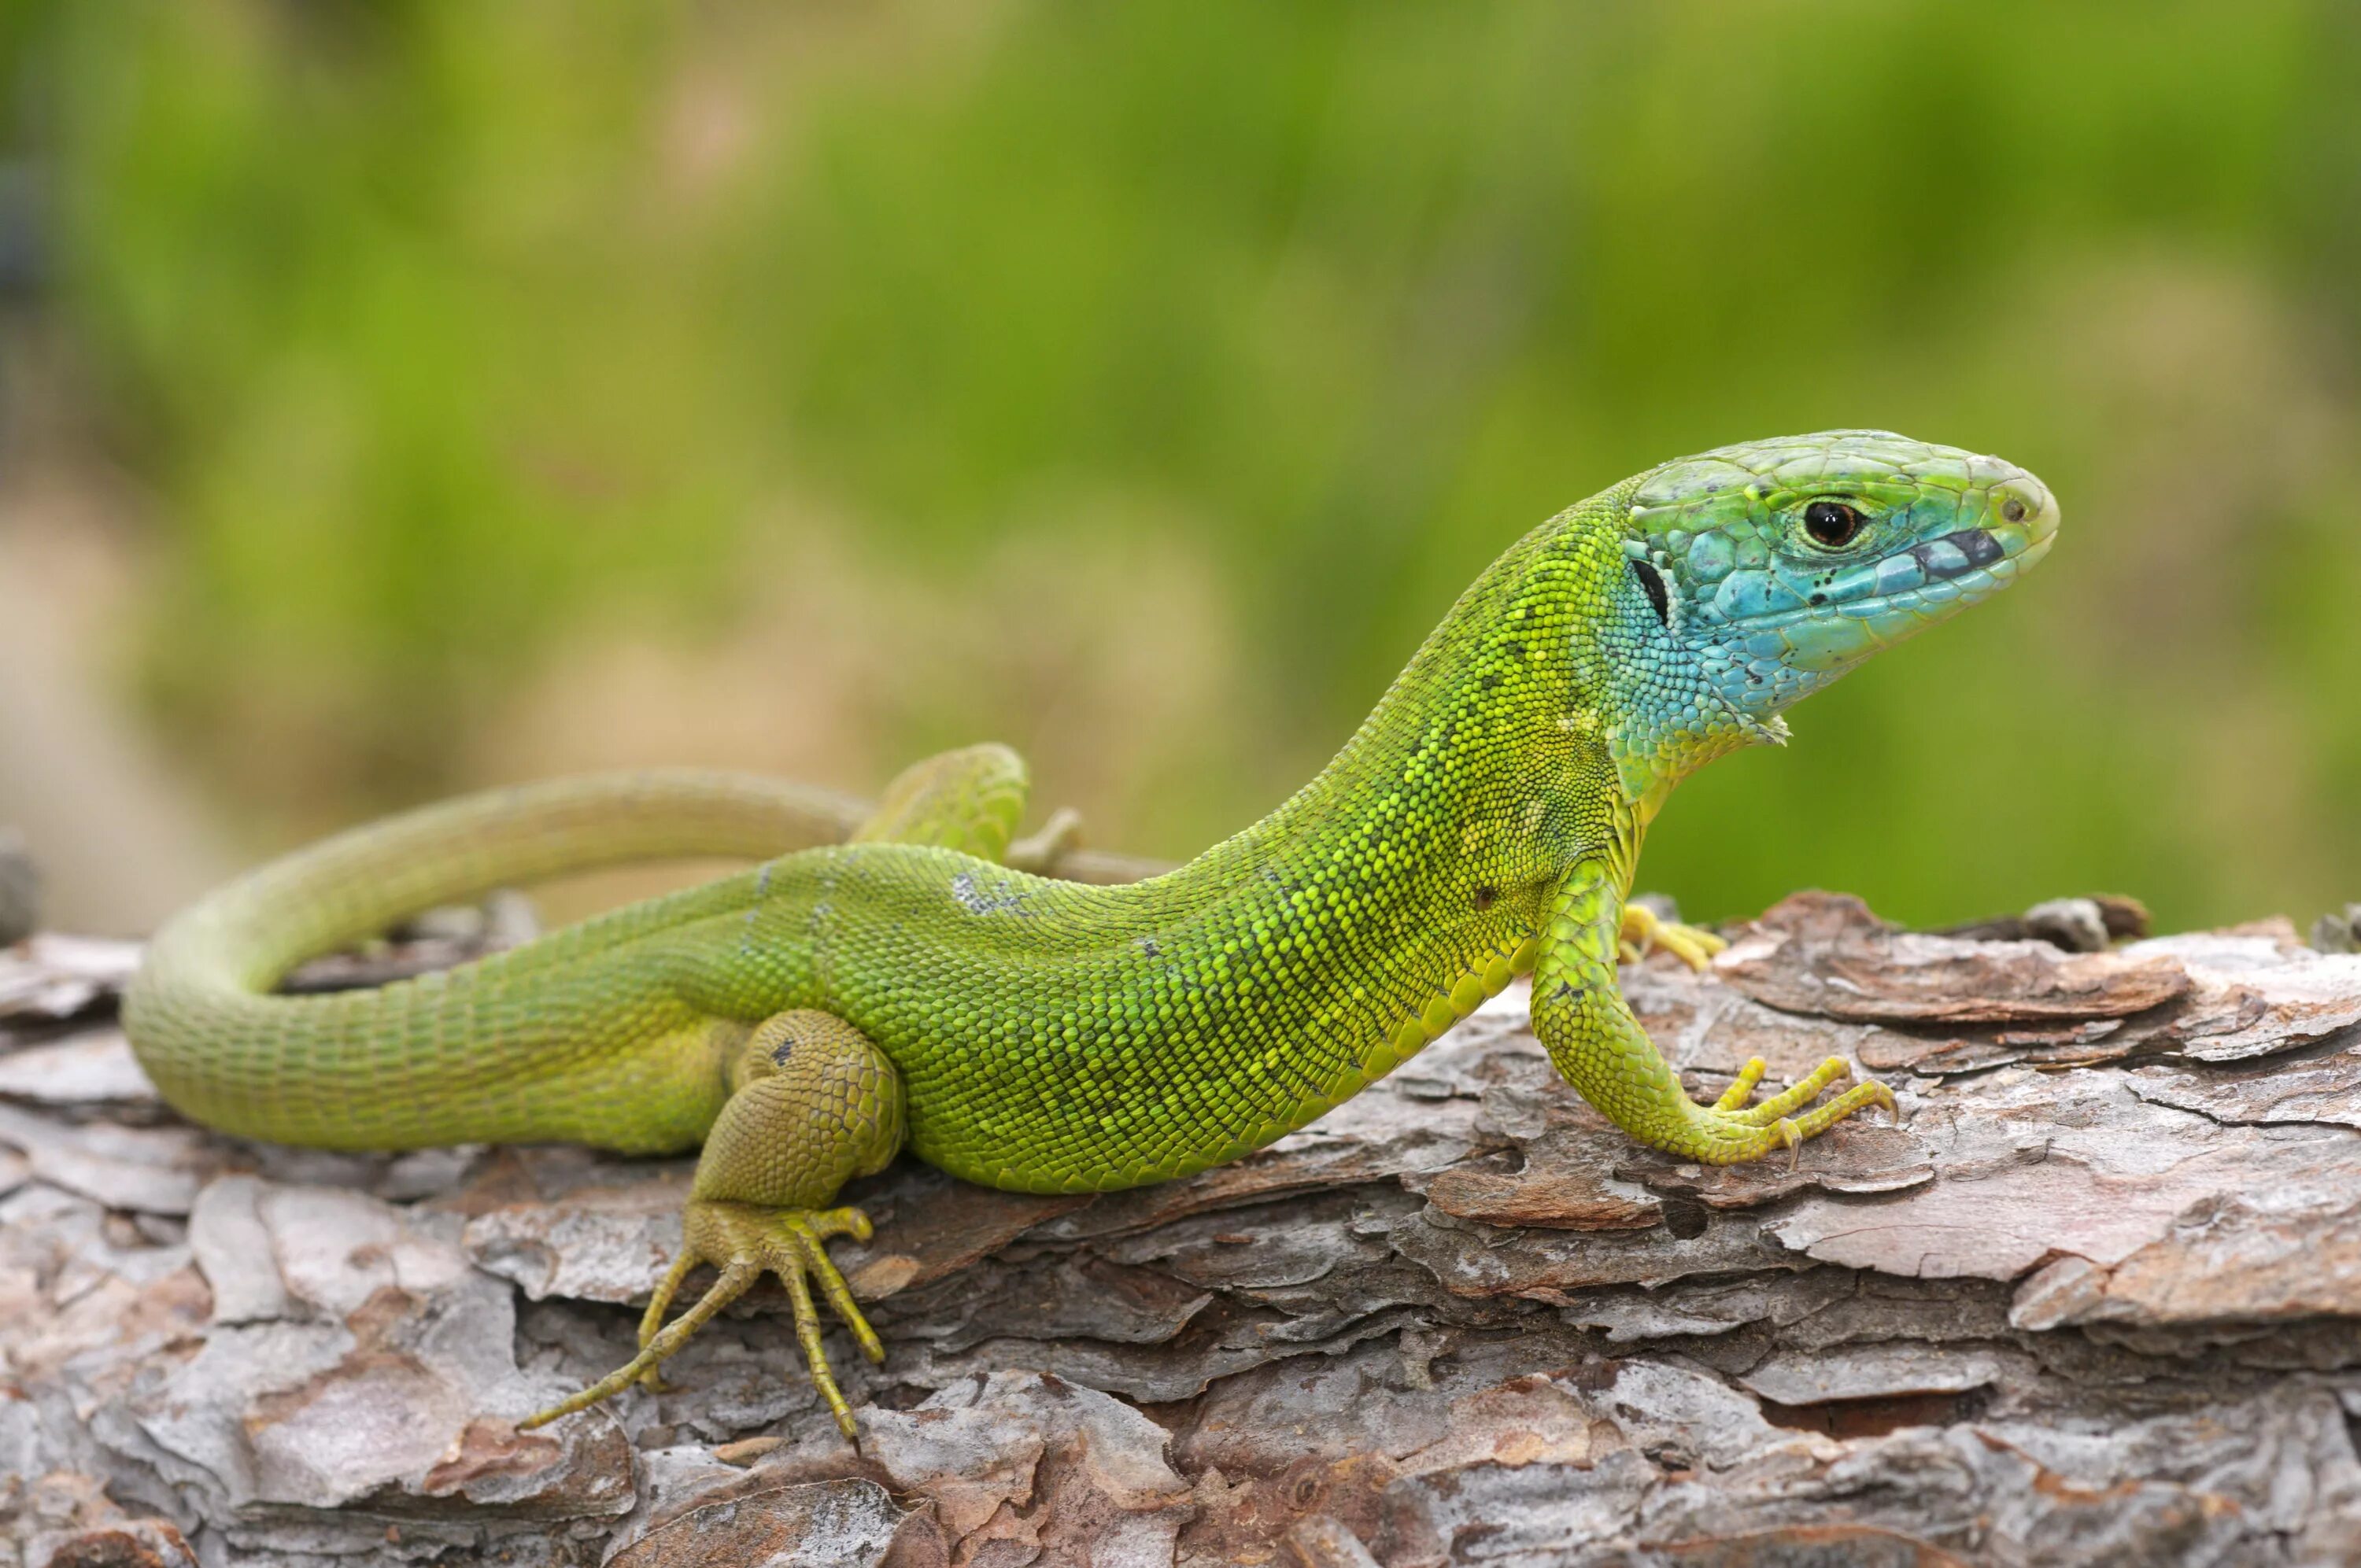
left=5, top=890, right=2361, bottom=1566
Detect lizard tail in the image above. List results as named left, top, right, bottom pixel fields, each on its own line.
left=139, top=771, right=866, bottom=994
left=124, top=771, right=868, bottom=1146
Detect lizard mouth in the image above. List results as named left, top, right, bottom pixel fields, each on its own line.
left=1786, top=525, right=2044, bottom=625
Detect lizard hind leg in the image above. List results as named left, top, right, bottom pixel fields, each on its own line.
left=851, top=742, right=1033, bottom=861
left=855, top=741, right=1129, bottom=880
left=520, top=1009, right=904, bottom=1438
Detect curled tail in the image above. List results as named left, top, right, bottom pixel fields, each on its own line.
left=139, top=770, right=867, bottom=996
left=126, top=770, right=872, bottom=1149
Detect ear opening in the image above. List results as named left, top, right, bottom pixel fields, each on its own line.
left=1630, top=559, right=1671, bottom=628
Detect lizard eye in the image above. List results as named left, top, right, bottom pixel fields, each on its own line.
left=1802, top=500, right=1865, bottom=548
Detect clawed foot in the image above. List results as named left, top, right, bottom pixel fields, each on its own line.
left=1619, top=902, right=1727, bottom=971
left=519, top=1200, right=883, bottom=1439
left=1676, top=1055, right=1898, bottom=1168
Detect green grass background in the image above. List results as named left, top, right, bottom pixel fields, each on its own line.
left=6, top=0, right=2358, bottom=931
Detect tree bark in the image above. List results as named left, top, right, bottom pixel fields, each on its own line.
left=3, top=891, right=2360, bottom=1566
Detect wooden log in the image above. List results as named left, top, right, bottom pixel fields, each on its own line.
left=3, top=891, right=2359, bottom=1565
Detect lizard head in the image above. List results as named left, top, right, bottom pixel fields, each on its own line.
left=1598, top=429, right=2057, bottom=802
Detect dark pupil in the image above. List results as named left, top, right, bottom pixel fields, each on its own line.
left=1804, top=500, right=1864, bottom=546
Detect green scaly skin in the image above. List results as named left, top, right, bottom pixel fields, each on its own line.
left=124, top=430, right=2058, bottom=1437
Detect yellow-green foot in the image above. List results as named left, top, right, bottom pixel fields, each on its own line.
left=1618, top=902, right=1727, bottom=971
left=1005, top=806, right=1085, bottom=874
left=519, top=1200, right=883, bottom=1439
left=1675, top=1054, right=1897, bottom=1168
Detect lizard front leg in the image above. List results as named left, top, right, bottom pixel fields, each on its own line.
left=1532, top=859, right=1893, bottom=1166
left=522, top=1009, right=903, bottom=1437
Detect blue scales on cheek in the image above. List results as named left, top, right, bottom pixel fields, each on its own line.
left=1683, top=530, right=1738, bottom=582
left=1594, top=430, right=2058, bottom=801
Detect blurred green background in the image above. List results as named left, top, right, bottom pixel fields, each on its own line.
left=1, top=0, right=2356, bottom=934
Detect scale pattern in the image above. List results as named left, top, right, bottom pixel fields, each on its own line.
left=693, top=1011, right=905, bottom=1207
left=124, top=431, right=2057, bottom=1186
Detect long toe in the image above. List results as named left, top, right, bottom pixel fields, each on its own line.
left=523, top=1197, right=890, bottom=1438
left=1672, top=1063, right=1895, bottom=1167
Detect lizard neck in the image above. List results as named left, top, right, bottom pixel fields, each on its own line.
left=1081, top=494, right=1642, bottom=1157
left=893, top=484, right=1746, bottom=1189
left=1179, top=500, right=1625, bottom=921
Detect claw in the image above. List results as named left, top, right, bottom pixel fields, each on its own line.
left=521, top=1200, right=881, bottom=1440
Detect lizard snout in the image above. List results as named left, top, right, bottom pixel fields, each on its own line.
left=1985, top=470, right=2059, bottom=554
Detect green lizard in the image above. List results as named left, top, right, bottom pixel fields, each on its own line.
left=124, top=430, right=2057, bottom=1437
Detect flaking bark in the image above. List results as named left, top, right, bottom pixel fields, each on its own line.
left=4, top=887, right=2361, bottom=1565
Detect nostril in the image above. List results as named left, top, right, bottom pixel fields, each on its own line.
left=1990, top=476, right=2056, bottom=534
